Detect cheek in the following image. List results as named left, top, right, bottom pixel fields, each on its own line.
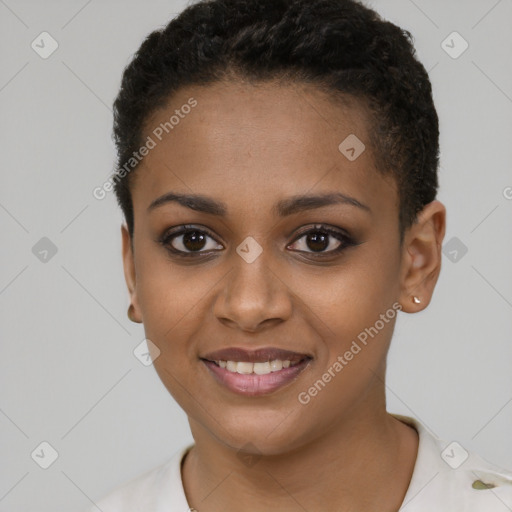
left=296, top=297, right=398, bottom=419
left=294, top=247, right=400, bottom=390
left=133, top=251, right=210, bottom=354
left=297, top=253, right=399, bottom=339
left=136, top=261, right=211, bottom=406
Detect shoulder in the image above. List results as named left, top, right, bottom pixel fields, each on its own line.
left=425, top=450, right=512, bottom=511
left=392, top=413, right=512, bottom=511
left=81, top=444, right=193, bottom=512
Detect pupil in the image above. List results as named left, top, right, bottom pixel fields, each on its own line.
left=307, top=232, right=328, bottom=252
left=183, top=231, right=206, bottom=251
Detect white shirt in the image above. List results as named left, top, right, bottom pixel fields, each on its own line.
left=83, top=413, right=512, bottom=511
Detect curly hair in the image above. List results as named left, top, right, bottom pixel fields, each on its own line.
left=111, top=0, right=439, bottom=244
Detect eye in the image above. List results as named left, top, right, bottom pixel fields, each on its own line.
left=287, top=224, right=355, bottom=255
left=159, top=225, right=223, bottom=257
left=158, top=223, right=357, bottom=259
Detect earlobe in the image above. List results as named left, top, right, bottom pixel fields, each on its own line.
left=121, top=224, right=143, bottom=323
left=399, top=200, right=446, bottom=313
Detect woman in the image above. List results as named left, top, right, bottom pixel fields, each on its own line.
left=86, top=0, right=512, bottom=510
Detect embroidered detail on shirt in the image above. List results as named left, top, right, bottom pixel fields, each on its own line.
left=472, top=479, right=496, bottom=490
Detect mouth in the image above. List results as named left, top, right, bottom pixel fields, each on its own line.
left=201, top=346, right=312, bottom=364
left=202, top=357, right=308, bottom=375
left=200, top=354, right=313, bottom=397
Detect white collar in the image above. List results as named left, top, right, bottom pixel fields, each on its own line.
left=99, top=413, right=512, bottom=511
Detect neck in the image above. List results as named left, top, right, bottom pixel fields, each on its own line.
left=182, top=383, right=418, bottom=512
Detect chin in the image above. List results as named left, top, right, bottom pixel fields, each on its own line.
left=207, top=409, right=309, bottom=456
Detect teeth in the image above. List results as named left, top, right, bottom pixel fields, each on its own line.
left=253, top=361, right=271, bottom=375
left=214, top=359, right=301, bottom=375
left=236, top=362, right=253, bottom=374
left=269, top=359, right=283, bottom=372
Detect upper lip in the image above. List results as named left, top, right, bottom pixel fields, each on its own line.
left=201, top=346, right=312, bottom=363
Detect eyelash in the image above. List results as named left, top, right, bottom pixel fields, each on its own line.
left=158, top=224, right=357, bottom=260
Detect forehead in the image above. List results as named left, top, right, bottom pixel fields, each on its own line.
left=132, top=80, right=396, bottom=218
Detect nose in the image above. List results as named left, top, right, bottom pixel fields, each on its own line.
left=212, top=254, right=293, bottom=333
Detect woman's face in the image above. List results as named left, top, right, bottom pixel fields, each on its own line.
left=123, top=80, right=411, bottom=454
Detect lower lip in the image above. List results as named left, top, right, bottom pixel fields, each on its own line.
left=201, top=359, right=311, bottom=396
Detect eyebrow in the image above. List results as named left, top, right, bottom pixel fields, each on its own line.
left=147, top=191, right=371, bottom=216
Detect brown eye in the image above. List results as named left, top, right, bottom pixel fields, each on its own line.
left=181, top=230, right=207, bottom=251
left=303, top=231, right=331, bottom=252
left=160, top=226, right=223, bottom=256
left=288, top=225, right=355, bottom=255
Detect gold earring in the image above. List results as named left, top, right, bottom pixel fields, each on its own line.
left=412, top=296, right=421, bottom=304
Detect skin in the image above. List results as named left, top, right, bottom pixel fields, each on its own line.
left=121, top=79, right=446, bottom=511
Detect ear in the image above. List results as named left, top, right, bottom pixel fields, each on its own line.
left=398, top=200, right=446, bottom=313
left=121, top=224, right=143, bottom=323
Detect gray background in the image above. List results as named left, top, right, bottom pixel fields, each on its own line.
left=0, top=0, right=511, bottom=510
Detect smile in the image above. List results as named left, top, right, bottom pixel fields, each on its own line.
left=214, top=359, right=301, bottom=374
left=201, top=357, right=312, bottom=396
